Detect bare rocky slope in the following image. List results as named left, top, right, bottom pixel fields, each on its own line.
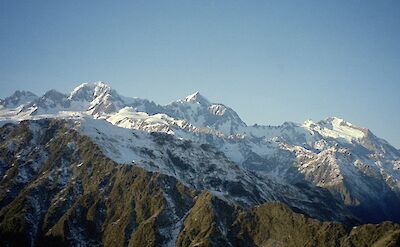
left=0, top=119, right=399, bottom=247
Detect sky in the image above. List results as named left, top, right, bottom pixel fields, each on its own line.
left=0, top=0, right=399, bottom=147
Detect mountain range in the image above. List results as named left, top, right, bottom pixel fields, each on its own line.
left=0, top=82, right=399, bottom=246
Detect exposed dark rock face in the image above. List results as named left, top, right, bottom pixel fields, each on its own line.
left=0, top=120, right=399, bottom=247
left=0, top=120, right=196, bottom=246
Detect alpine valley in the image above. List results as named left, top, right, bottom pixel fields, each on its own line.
left=0, top=82, right=399, bottom=246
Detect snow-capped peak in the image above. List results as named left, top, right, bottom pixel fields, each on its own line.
left=0, top=90, right=38, bottom=108
left=325, top=116, right=351, bottom=126
left=303, top=116, right=366, bottom=143
left=165, top=91, right=246, bottom=135
left=303, top=119, right=316, bottom=128
left=68, top=82, right=93, bottom=100
left=69, top=81, right=113, bottom=101
left=183, top=91, right=210, bottom=105
left=93, top=81, right=112, bottom=95
left=94, top=81, right=109, bottom=87
left=43, top=89, right=67, bottom=99
left=70, top=82, right=91, bottom=93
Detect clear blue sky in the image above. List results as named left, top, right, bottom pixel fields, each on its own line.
left=1, top=1, right=399, bottom=147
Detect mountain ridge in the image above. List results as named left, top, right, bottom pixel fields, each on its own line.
left=0, top=82, right=380, bottom=140
left=1, top=81, right=400, bottom=225
left=0, top=119, right=399, bottom=246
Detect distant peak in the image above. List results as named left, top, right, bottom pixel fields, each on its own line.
left=183, top=91, right=210, bottom=105
left=11, top=90, right=37, bottom=97
left=326, top=116, right=344, bottom=122
left=71, top=81, right=111, bottom=91
left=69, top=81, right=114, bottom=100
left=72, top=82, right=91, bottom=90
left=303, top=117, right=363, bottom=131
left=303, top=117, right=352, bottom=128
left=303, top=119, right=315, bottom=127
left=323, top=117, right=354, bottom=127
left=0, top=90, right=38, bottom=108
left=184, top=91, right=200, bottom=101
left=44, top=89, right=65, bottom=97
left=94, top=81, right=111, bottom=89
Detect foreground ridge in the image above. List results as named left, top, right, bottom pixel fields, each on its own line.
left=0, top=119, right=399, bottom=246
